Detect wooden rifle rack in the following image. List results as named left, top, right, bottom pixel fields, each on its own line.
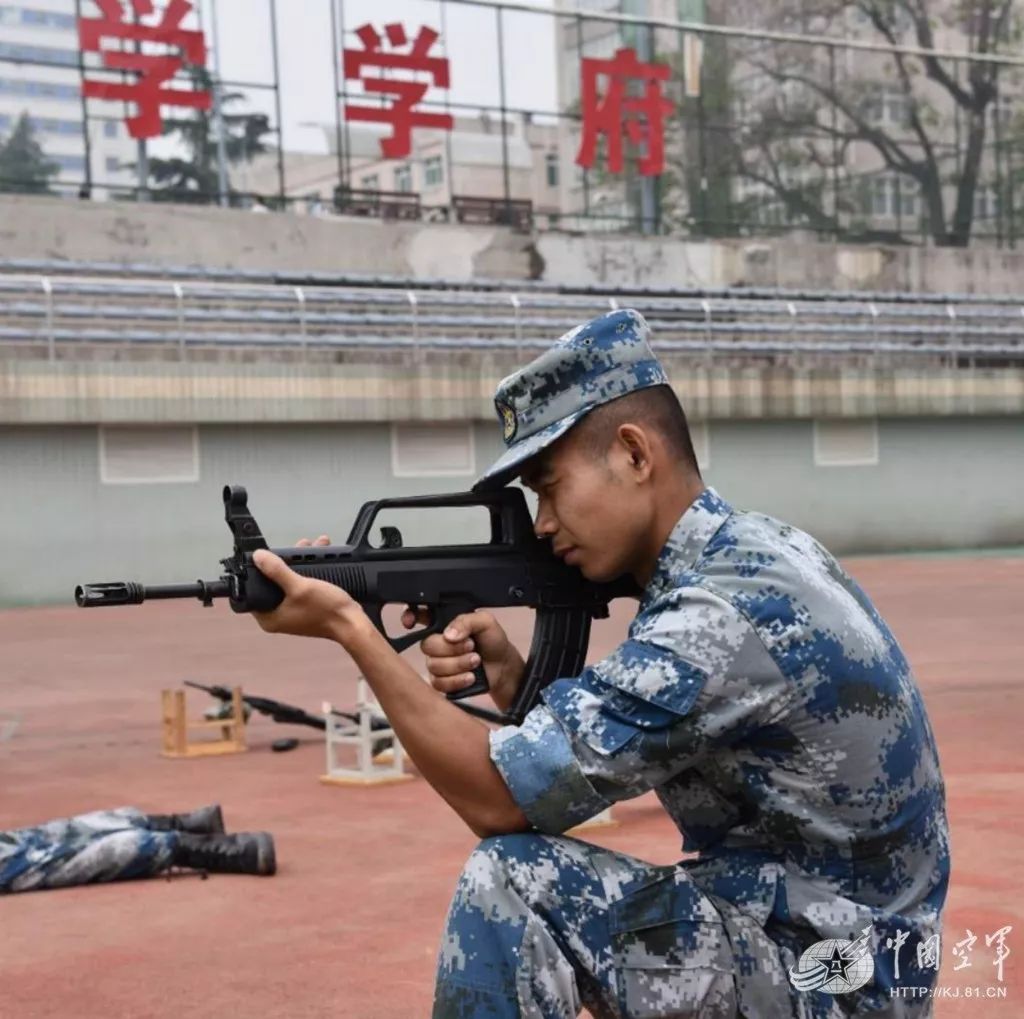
left=161, top=685, right=247, bottom=759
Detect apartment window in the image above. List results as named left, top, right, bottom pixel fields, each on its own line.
left=424, top=155, right=443, bottom=188
left=99, top=426, right=200, bottom=485
left=52, top=153, right=86, bottom=173
left=105, top=156, right=121, bottom=173
left=886, top=91, right=911, bottom=128
left=545, top=152, right=559, bottom=188
left=103, top=120, right=118, bottom=138
left=0, top=7, right=76, bottom=29
left=391, top=423, right=474, bottom=477
left=974, top=184, right=999, bottom=221
left=864, top=87, right=911, bottom=129
left=868, top=177, right=887, bottom=217
left=897, top=179, right=917, bottom=218
left=394, top=164, right=412, bottom=193
left=0, top=77, right=79, bottom=101
left=0, top=114, right=82, bottom=137
left=360, top=173, right=379, bottom=191
left=813, top=420, right=879, bottom=467
left=0, top=41, right=78, bottom=66
left=865, top=175, right=917, bottom=219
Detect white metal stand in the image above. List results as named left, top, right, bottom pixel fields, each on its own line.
left=319, top=679, right=413, bottom=786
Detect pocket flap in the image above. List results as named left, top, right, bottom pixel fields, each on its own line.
left=541, top=642, right=708, bottom=758
left=597, top=639, right=707, bottom=723
left=610, top=872, right=723, bottom=935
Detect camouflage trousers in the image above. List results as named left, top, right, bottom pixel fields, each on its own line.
left=0, top=807, right=178, bottom=894
left=433, top=833, right=799, bottom=1019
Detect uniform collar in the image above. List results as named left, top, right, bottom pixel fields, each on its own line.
left=640, top=487, right=734, bottom=611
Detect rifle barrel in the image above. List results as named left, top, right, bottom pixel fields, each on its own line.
left=75, top=580, right=231, bottom=607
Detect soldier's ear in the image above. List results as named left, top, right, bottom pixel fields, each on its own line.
left=619, top=427, right=649, bottom=468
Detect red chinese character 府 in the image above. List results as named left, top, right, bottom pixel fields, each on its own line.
left=576, top=48, right=674, bottom=177
left=78, top=0, right=211, bottom=140
left=344, top=23, right=454, bottom=160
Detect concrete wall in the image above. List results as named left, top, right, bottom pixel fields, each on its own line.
left=3, top=416, right=1022, bottom=606
left=6, top=193, right=1024, bottom=293
left=0, top=194, right=530, bottom=280
left=533, top=232, right=1024, bottom=294
left=3, top=358, right=1023, bottom=425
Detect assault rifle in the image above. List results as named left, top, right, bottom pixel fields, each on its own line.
left=75, top=486, right=641, bottom=725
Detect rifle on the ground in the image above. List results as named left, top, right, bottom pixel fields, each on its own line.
left=184, top=680, right=393, bottom=755
left=75, top=486, right=641, bottom=725
left=183, top=680, right=389, bottom=732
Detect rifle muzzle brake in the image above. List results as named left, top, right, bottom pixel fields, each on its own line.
left=75, top=581, right=146, bottom=607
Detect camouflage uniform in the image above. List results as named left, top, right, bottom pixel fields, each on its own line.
left=0, top=807, right=177, bottom=893
left=434, top=311, right=949, bottom=1018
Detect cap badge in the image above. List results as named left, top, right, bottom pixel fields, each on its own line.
left=498, top=401, right=518, bottom=443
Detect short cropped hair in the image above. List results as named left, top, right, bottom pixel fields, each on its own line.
left=571, top=384, right=701, bottom=478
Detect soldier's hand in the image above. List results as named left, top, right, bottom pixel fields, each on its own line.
left=401, top=606, right=525, bottom=710
left=295, top=535, right=331, bottom=547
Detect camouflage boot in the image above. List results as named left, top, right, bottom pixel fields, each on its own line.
left=146, top=803, right=225, bottom=834
left=172, top=832, right=276, bottom=876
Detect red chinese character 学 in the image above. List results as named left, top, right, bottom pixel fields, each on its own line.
left=576, top=48, right=674, bottom=176
left=344, top=23, right=454, bottom=160
left=78, top=0, right=211, bottom=140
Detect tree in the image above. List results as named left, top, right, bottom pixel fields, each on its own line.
left=657, top=22, right=737, bottom=236
left=0, top=113, right=59, bottom=195
left=143, top=67, right=273, bottom=203
left=721, top=0, right=1024, bottom=247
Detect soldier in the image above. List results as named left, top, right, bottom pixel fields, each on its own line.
left=252, top=309, right=949, bottom=1018
left=0, top=804, right=275, bottom=893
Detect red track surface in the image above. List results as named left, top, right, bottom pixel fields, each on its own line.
left=1, top=555, right=1020, bottom=1018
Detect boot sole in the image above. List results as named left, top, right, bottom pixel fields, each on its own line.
left=254, top=832, right=276, bottom=876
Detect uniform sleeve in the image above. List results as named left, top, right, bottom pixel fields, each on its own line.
left=488, top=586, right=793, bottom=834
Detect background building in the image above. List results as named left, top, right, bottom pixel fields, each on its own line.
left=230, top=113, right=563, bottom=226
left=0, top=0, right=137, bottom=194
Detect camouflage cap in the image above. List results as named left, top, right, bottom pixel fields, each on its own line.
left=473, top=308, right=670, bottom=492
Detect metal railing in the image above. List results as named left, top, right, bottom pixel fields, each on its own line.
left=1, top=260, right=1022, bottom=368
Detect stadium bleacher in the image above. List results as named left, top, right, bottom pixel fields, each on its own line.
left=1, top=258, right=1021, bottom=366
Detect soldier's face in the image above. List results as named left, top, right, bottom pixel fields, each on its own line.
left=522, top=436, right=653, bottom=583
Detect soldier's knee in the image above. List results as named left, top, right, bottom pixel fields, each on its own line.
left=474, top=832, right=548, bottom=865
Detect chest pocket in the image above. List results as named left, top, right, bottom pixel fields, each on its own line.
left=542, top=640, right=708, bottom=758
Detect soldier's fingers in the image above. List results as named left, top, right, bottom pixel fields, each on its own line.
left=441, top=610, right=495, bottom=642
left=295, top=538, right=313, bottom=547
left=314, top=534, right=331, bottom=546
left=426, top=655, right=482, bottom=692
left=421, top=633, right=475, bottom=657
left=425, top=651, right=480, bottom=679
left=402, top=604, right=434, bottom=630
